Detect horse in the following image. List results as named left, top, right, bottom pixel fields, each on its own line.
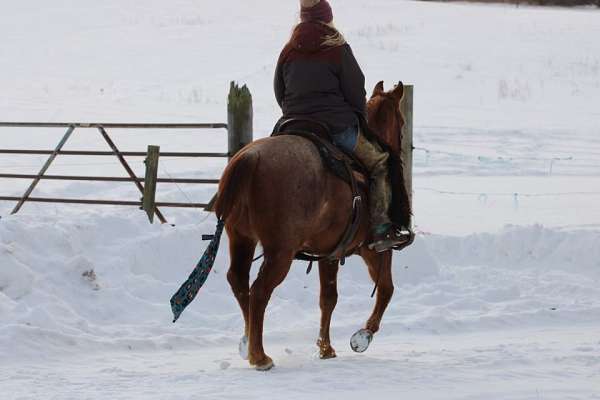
left=214, top=81, right=410, bottom=370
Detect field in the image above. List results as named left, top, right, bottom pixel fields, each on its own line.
left=1, top=1, right=599, bottom=399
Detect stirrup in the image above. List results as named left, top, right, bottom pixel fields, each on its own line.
left=368, top=227, right=412, bottom=253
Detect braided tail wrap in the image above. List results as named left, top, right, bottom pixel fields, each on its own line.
left=171, top=148, right=259, bottom=322
left=170, top=219, right=225, bottom=323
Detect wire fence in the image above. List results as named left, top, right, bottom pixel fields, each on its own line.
left=413, top=146, right=600, bottom=176
left=4, top=146, right=596, bottom=172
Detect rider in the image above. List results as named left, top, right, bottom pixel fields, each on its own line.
left=274, top=0, right=410, bottom=252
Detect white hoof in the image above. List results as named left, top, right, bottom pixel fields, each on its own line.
left=238, top=335, right=249, bottom=360
left=350, top=329, right=373, bottom=353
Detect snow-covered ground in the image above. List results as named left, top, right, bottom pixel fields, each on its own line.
left=1, top=0, right=599, bottom=399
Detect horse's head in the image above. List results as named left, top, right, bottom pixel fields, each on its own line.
left=366, top=81, right=405, bottom=154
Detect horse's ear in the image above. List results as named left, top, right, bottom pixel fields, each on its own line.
left=371, top=81, right=384, bottom=98
left=392, top=81, right=404, bottom=101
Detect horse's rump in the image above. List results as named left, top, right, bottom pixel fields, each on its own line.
left=215, top=136, right=361, bottom=252
left=214, top=146, right=260, bottom=223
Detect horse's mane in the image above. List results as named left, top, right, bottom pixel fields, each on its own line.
left=366, top=82, right=412, bottom=227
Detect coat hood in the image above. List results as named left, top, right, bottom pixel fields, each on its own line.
left=290, top=22, right=340, bottom=53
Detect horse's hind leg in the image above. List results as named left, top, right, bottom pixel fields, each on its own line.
left=351, top=249, right=394, bottom=353
left=248, top=249, right=294, bottom=370
left=317, top=259, right=339, bottom=359
left=226, top=228, right=256, bottom=360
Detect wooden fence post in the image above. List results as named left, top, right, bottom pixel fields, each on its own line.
left=400, top=85, right=414, bottom=228
left=142, top=145, right=160, bottom=223
left=204, top=82, right=253, bottom=212
left=227, top=82, right=253, bottom=159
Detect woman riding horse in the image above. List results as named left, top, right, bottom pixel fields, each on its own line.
left=274, top=0, right=410, bottom=252
left=211, top=0, right=413, bottom=371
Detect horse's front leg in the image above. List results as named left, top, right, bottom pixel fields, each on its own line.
left=352, top=249, right=394, bottom=353
left=317, top=259, right=339, bottom=359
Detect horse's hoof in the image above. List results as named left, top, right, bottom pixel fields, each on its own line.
left=253, top=356, right=274, bottom=371
left=350, top=329, right=373, bottom=353
left=319, top=348, right=337, bottom=360
left=317, top=338, right=337, bottom=359
left=238, top=335, right=249, bottom=360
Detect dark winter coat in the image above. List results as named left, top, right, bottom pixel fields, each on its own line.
left=274, top=22, right=367, bottom=135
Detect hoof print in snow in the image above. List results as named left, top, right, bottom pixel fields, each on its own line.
left=82, top=269, right=100, bottom=291
left=219, top=361, right=231, bottom=370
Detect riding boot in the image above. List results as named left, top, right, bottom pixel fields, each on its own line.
left=353, top=131, right=411, bottom=252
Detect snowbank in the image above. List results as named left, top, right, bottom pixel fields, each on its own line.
left=2, top=213, right=598, bottom=364
left=0, top=211, right=438, bottom=359
left=428, top=224, right=600, bottom=276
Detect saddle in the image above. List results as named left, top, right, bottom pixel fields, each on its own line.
left=273, top=118, right=368, bottom=265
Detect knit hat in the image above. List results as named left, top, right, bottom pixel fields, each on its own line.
left=300, top=0, right=333, bottom=24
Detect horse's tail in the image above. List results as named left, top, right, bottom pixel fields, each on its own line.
left=214, top=149, right=260, bottom=222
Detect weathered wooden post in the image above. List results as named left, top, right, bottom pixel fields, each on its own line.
left=227, top=82, right=253, bottom=160
left=205, top=82, right=253, bottom=212
left=400, top=85, right=414, bottom=228
left=142, top=145, right=160, bottom=223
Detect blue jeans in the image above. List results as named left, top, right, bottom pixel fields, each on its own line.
left=331, top=125, right=359, bottom=154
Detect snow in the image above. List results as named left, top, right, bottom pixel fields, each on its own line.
left=1, top=0, right=600, bottom=399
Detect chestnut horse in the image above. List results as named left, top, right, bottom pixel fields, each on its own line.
left=214, top=81, right=409, bottom=370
